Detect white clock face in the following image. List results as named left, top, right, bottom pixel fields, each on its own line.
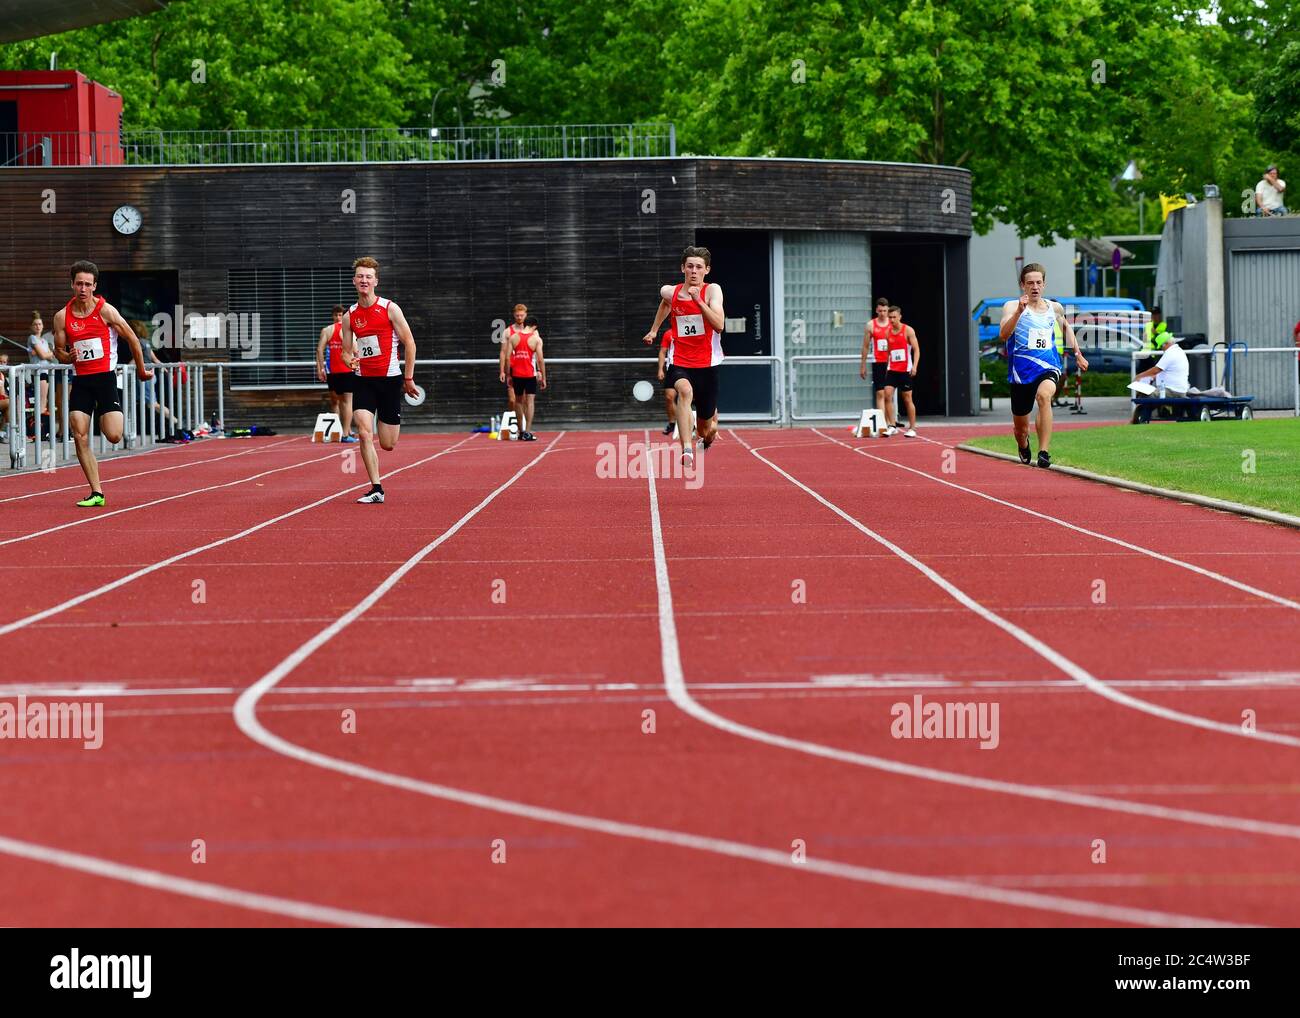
left=113, top=205, right=142, bottom=235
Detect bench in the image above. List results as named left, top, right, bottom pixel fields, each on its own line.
left=979, top=375, right=993, bottom=411
left=1131, top=395, right=1255, bottom=424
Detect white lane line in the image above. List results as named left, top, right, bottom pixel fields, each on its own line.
left=0, top=437, right=299, bottom=506
left=0, top=435, right=478, bottom=638
left=227, top=433, right=1236, bottom=928
left=0, top=447, right=345, bottom=548
left=810, top=427, right=1300, bottom=613
left=0, top=833, right=429, bottom=927
left=743, top=429, right=1300, bottom=748
left=0, top=438, right=179, bottom=481
left=651, top=432, right=1300, bottom=839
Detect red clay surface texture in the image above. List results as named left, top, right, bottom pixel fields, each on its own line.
left=2, top=427, right=1298, bottom=927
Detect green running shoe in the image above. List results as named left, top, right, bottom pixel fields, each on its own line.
left=76, top=493, right=106, bottom=508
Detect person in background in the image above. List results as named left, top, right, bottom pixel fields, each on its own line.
left=27, top=310, right=56, bottom=432
left=1255, top=165, right=1288, bottom=216
left=1130, top=338, right=1190, bottom=423
left=0, top=353, right=10, bottom=442
left=130, top=320, right=173, bottom=436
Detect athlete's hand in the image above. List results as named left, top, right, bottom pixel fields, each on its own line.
left=1018, top=294, right=1031, bottom=311
left=687, top=286, right=701, bottom=303
left=859, top=365, right=866, bottom=380
left=657, top=366, right=665, bottom=382
left=642, top=330, right=657, bottom=345
left=540, top=377, right=547, bottom=391
left=403, top=378, right=419, bottom=398
left=909, top=366, right=917, bottom=377
left=138, top=367, right=153, bottom=381
left=499, top=369, right=506, bottom=383
left=1075, top=351, right=1089, bottom=372
left=317, top=366, right=327, bottom=383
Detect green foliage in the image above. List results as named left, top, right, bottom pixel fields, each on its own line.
left=0, top=0, right=1286, bottom=236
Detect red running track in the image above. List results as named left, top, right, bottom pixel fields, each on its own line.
left=1, top=427, right=1298, bottom=926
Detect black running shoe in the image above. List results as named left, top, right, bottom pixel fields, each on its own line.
left=661, top=422, right=675, bottom=435
left=1017, top=443, right=1031, bottom=465
left=1037, top=450, right=1052, bottom=469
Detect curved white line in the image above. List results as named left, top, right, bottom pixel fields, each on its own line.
left=0, top=435, right=478, bottom=638
left=650, top=433, right=1300, bottom=830
left=810, top=427, right=1300, bottom=613
left=738, top=429, right=1300, bottom=748
left=0, top=832, right=429, bottom=927
left=0, top=437, right=299, bottom=506
left=232, top=431, right=1240, bottom=927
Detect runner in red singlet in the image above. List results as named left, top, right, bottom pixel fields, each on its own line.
left=51, top=260, right=152, bottom=507
left=506, top=314, right=545, bottom=441
left=642, top=246, right=725, bottom=467
left=339, top=256, right=419, bottom=504
left=315, top=304, right=356, bottom=443
left=859, top=296, right=894, bottom=432
left=498, top=303, right=529, bottom=426
left=880, top=305, right=921, bottom=437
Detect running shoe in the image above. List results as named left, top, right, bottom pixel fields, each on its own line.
left=682, top=448, right=695, bottom=469
left=356, top=489, right=385, bottom=504
left=883, top=426, right=897, bottom=437
left=1037, top=450, right=1052, bottom=469
left=903, top=428, right=917, bottom=438
left=76, top=493, right=106, bottom=508
left=521, top=431, right=537, bottom=442
left=701, top=433, right=715, bottom=450
left=1017, top=443, right=1032, bottom=465
left=661, top=422, right=675, bottom=435
left=341, top=435, right=359, bottom=443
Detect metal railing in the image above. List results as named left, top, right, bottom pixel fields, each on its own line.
left=789, top=354, right=875, bottom=421
left=1129, top=345, right=1300, bottom=413
left=0, top=123, right=676, bottom=168
left=3, top=363, right=206, bottom=472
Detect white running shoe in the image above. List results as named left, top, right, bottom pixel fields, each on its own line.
left=883, top=426, right=897, bottom=437
left=904, top=428, right=917, bottom=437
left=356, top=489, right=385, bottom=504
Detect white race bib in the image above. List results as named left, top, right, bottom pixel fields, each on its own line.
left=1026, top=328, right=1052, bottom=351
left=357, top=335, right=381, bottom=359
left=73, top=338, right=100, bottom=361
left=889, top=347, right=907, bottom=364
left=674, top=314, right=704, bottom=338
left=876, top=338, right=889, bottom=352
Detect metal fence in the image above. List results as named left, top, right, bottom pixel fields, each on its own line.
left=0, top=124, right=676, bottom=168
left=3, top=363, right=206, bottom=471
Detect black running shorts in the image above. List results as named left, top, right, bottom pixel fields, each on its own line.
left=352, top=375, right=404, bottom=426
left=511, top=376, right=538, bottom=396
left=1010, top=371, right=1061, bottom=417
left=663, top=365, right=719, bottom=419
left=69, top=371, right=122, bottom=418
left=327, top=371, right=355, bottom=395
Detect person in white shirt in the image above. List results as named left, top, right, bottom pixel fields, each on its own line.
left=1255, top=165, right=1288, bottom=216
left=1130, top=340, right=1190, bottom=422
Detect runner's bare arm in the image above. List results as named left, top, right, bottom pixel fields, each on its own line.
left=1054, top=302, right=1087, bottom=371
left=52, top=310, right=73, bottom=363
left=499, top=327, right=509, bottom=382
left=339, top=315, right=355, bottom=369
left=998, top=300, right=1024, bottom=341
left=316, top=326, right=331, bottom=382
left=389, top=302, right=419, bottom=394
left=907, top=326, right=920, bottom=375
left=104, top=303, right=152, bottom=377
left=697, top=284, right=725, bottom=333
left=534, top=337, right=546, bottom=390
left=642, top=287, right=674, bottom=344
left=859, top=327, right=872, bottom=378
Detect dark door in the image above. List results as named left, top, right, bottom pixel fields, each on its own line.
left=97, top=270, right=180, bottom=358
left=0, top=101, right=18, bottom=167
left=695, top=229, right=773, bottom=416
left=871, top=239, right=946, bottom=415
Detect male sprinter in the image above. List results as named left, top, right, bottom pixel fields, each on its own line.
left=859, top=297, right=894, bottom=432
left=316, top=304, right=356, bottom=442
left=880, top=306, right=921, bottom=437
left=642, top=246, right=725, bottom=466
left=341, top=257, right=419, bottom=503
left=999, top=263, right=1087, bottom=468
left=52, top=260, right=153, bottom=507
left=504, top=315, right=545, bottom=441
left=498, top=303, right=530, bottom=425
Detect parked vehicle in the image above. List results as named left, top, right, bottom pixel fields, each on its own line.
left=974, top=296, right=1148, bottom=368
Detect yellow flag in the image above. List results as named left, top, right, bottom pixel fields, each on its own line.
left=1159, top=193, right=1189, bottom=222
